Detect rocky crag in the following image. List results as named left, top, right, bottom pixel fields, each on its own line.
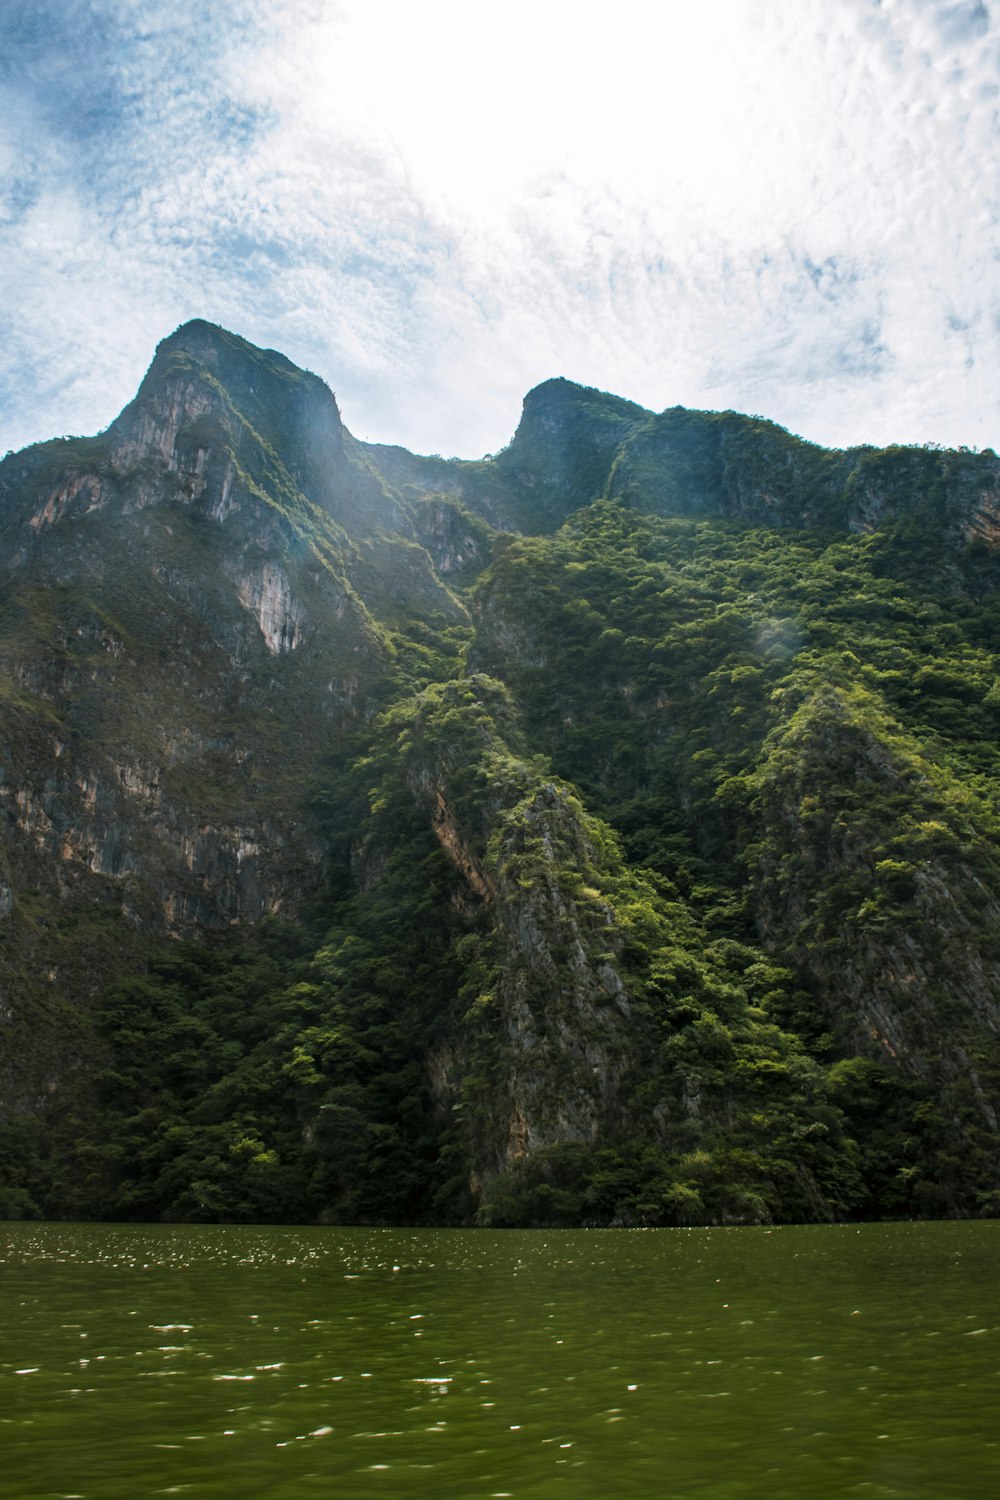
left=2, top=320, right=1000, bottom=1225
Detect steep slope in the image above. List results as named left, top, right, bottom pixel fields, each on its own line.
left=0, top=321, right=468, bottom=1112
left=469, top=503, right=1000, bottom=1214
left=3, top=321, right=1000, bottom=1225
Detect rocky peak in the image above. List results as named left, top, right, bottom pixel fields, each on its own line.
left=107, top=319, right=346, bottom=498
left=513, top=376, right=649, bottom=438
left=489, top=378, right=651, bottom=531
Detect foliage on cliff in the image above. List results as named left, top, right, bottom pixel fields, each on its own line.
left=3, top=322, right=1000, bottom=1226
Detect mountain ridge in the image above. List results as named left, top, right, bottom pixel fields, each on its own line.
left=2, top=320, right=1000, bottom=1226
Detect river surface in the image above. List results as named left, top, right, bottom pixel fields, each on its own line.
left=2, top=1220, right=998, bottom=1498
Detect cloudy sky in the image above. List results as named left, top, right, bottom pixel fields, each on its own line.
left=2, top=0, right=1000, bottom=458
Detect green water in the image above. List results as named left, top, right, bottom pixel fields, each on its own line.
left=1, top=1221, right=998, bottom=1498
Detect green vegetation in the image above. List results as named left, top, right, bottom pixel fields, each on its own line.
left=3, top=327, right=1000, bottom=1226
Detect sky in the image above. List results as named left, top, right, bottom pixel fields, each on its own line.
left=2, top=0, right=1000, bottom=459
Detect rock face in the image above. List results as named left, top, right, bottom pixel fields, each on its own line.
left=395, top=683, right=636, bottom=1183
left=748, top=686, right=1000, bottom=1091
left=3, top=318, right=1000, bottom=1224
left=487, top=780, right=632, bottom=1158
left=0, top=321, right=463, bottom=1109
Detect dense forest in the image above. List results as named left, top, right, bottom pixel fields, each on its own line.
left=2, top=321, right=1000, bottom=1226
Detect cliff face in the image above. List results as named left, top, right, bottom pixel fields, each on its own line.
left=747, top=686, right=1000, bottom=1083
left=3, top=320, right=1000, bottom=1225
left=0, top=321, right=466, bottom=1110
left=394, top=682, right=637, bottom=1179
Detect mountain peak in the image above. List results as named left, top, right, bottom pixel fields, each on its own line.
left=143, top=319, right=337, bottom=408
left=158, top=316, right=235, bottom=355
left=101, top=319, right=345, bottom=495
left=517, top=375, right=650, bottom=428
left=481, top=376, right=651, bottom=529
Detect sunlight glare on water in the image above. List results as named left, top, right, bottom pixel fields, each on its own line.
left=1, top=1221, right=999, bottom=1498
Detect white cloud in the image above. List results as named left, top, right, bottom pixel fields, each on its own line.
left=3, top=0, right=1000, bottom=460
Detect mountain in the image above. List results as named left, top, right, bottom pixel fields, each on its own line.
left=2, top=319, right=1000, bottom=1225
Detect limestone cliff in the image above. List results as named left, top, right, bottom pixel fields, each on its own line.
left=3, top=321, right=1000, bottom=1225
left=0, top=321, right=463, bottom=1109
